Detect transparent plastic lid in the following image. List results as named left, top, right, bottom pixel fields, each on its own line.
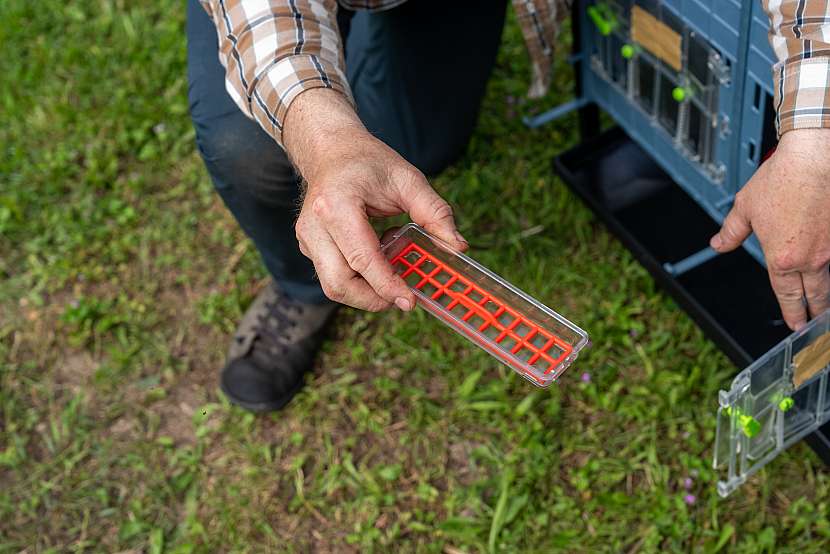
left=713, top=309, right=830, bottom=497
left=381, top=224, right=590, bottom=387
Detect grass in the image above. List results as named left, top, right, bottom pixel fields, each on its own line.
left=2, top=1, right=830, bottom=552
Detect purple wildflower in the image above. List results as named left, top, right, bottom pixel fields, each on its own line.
left=683, top=494, right=696, bottom=506
left=683, top=477, right=693, bottom=490
left=581, top=372, right=591, bottom=383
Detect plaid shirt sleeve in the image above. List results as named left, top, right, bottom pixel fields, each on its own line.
left=764, top=0, right=830, bottom=136
left=199, top=0, right=353, bottom=147
left=512, top=0, right=570, bottom=98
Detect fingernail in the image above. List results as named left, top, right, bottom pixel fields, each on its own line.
left=455, top=231, right=468, bottom=245
left=395, top=297, right=412, bottom=311
left=710, top=235, right=722, bottom=250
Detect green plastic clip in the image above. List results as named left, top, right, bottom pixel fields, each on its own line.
left=672, top=87, right=688, bottom=102
left=621, top=44, right=635, bottom=59
left=740, top=414, right=761, bottom=438
left=587, top=3, right=616, bottom=36
left=777, top=396, right=794, bottom=412
left=726, top=406, right=761, bottom=438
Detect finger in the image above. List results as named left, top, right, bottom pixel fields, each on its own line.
left=302, top=221, right=392, bottom=312
left=802, top=267, right=830, bottom=319
left=398, top=172, right=468, bottom=251
left=710, top=203, right=752, bottom=253
left=324, top=202, right=416, bottom=311
left=769, top=270, right=808, bottom=330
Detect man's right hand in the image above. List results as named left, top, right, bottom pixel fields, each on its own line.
left=284, top=88, right=468, bottom=312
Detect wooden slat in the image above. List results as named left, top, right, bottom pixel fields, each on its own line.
left=631, top=5, right=682, bottom=72
left=793, top=331, right=830, bottom=388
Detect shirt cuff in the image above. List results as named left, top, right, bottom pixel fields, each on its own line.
left=773, top=56, right=830, bottom=137
left=250, top=54, right=354, bottom=148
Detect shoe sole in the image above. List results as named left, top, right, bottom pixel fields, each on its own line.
left=219, top=374, right=305, bottom=413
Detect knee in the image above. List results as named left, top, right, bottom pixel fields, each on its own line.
left=194, top=114, right=272, bottom=187
left=193, top=113, right=297, bottom=201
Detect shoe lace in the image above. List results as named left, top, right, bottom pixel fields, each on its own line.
left=252, top=295, right=304, bottom=356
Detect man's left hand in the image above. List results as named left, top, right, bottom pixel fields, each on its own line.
left=710, top=128, right=830, bottom=331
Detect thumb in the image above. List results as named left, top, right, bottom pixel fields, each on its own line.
left=710, top=203, right=752, bottom=253
left=398, top=170, right=468, bottom=251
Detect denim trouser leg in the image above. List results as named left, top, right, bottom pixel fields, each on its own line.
left=186, top=0, right=507, bottom=303
left=346, top=2, right=508, bottom=175
left=186, top=0, right=326, bottom=304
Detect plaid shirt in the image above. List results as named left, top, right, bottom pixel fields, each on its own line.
left=766, top=0, right=830, bottom=135
left=199, top=0, right=568, bottom=146
left=200, top=0, right=830, bottom=147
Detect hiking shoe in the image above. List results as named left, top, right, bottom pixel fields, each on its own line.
left=220, top=282, right=338, bottom=412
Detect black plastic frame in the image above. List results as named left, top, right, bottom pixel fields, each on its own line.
left=553, top=124, right=830, bottom=466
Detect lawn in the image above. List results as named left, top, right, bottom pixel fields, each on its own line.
left=2, top=1, right=830, bottom=552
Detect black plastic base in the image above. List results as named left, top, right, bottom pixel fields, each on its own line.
left=553, top=126, right=830, bottom=465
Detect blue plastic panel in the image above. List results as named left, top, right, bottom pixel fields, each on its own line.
left=579, top=0, right=775, bottom=265
left=736, top=1, right=778, bottom=192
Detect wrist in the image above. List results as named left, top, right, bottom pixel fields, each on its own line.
left=283, top=88, right=371, bottom=183
left=778, top=128, right=830, bottom=153
left=770, top=129, right=830, bottom=192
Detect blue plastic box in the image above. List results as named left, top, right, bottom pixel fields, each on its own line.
left=576, top=0, right=777, bottom=264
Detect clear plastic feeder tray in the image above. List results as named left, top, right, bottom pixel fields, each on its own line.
left=713, top=309, right=830, bottom=496
left=381, top=224, right=589, bottom=386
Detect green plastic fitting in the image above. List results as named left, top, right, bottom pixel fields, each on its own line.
left=587, top=4, right=616, bottom=36
left=777, top=397, right=794, bottom=412
left=726, top=406, right=761, bottom=438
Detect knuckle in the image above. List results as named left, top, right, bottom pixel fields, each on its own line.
left=775, top=286, right=803, bottom=302
left=805, top=290, right=827, bottom=303
left=723, top=212, right=748, bottom=238
left=400, top=165, right=426, bottom=186
left=321, top=282, right=346, bottom=303
left=396, top=166, right=428, bottom=195
left=809, top=253, right=830, bottom=273
left=719, top=223, right=735, bottom=240
left=771, top=252, right=798, bottom=271
left=808, top=260, right=828, bottom=273
left=373, top=276, right=399, bottom=300
left=310, top=194, right=332, bottom=218
left=346, top=247, right=376, bottom=275
left=430, top=197, right=454, bottom=221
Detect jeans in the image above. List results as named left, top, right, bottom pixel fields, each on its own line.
left=186, top=0, right=507, bottom=303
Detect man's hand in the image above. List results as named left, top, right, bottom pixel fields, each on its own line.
left=284, top=88, right=467, bottom=312
left=710, top=129, right=830, bottom=330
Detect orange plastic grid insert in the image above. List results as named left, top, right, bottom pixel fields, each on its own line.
left=390, top=242, right=574, bottom=377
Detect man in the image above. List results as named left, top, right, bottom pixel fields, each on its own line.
left=187, top=0, right=830, bottom=413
